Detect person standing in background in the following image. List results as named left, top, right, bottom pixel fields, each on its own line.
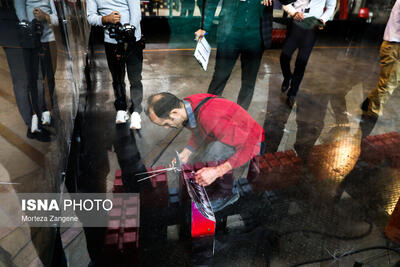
left=87, top=0, right=144, bottom=129
left=195, top=0, right=273, bottom=110
left=361, top=0, right=400, bottom=118
left=279, top=0, right=336, bottom=108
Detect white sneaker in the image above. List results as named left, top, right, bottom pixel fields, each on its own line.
left=116, top=110, right=129, bottom=124
left=31, top=114, right=39, bottom=133
left=41, top=111, right=51, bottom=125
left=130, top=112, right=142, bottom=129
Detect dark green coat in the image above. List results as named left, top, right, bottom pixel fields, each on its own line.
left=203, top=0, right=265, bottom=43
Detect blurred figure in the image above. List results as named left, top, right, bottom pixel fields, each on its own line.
left=173, top=0, right=181, bottom=12
left=361, top=0, right=400, bottom=118
left=87, top=0, right=144, bottom=129
left=195, top=0, right=273, bottom=110
left=280, top=0, right=336, bottom=108
left=195, top=0, right=203, bottom=15
left=0, top=1, right=30, bottom=131
left=13, top=0, right=58, bottom=141
left=180, top=0, right=194, bottom=16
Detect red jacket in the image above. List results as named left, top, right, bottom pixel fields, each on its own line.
left=184, top=94, right=265, bottom=169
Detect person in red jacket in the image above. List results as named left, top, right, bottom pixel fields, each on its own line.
left=147, top=92, right=265, bottom=210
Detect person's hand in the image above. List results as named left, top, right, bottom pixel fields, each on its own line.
left=317, top=19, right=325, bottom=30
left=102, top=11, right=121, bottom=24
left=171, top=147, right=192, bottom=167
left=261, top=0, right=273, bottom=6
left=33, top=8, right=50, bottom=22
left=194, top=166, right=221, bottom=186
left=293, top=12, right=304, bottom=21
left=195, top=29, right=206, bottom=41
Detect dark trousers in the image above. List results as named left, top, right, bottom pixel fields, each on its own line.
left=104, top=41, right=143, bottom=113
left=19, top=41, right=56, bottom=120
left=40, top=41, right=57, bottom=109
left=181, top=0, right=195, bottom=16
left=280, top=22, right=317, bottom=97
left=207, top=29, right=263, bottom=110
left=3, top=47, right=32, bottom=126
left=23, top=46, right=42, bottom=116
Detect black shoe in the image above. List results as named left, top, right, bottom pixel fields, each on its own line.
left=27, top=128, right=52, bottom=142
left=360, top=113, right=378, bottom=139
left=361, top=98, right=370, bottom=112
left=281, top=78, right=291, bottom=93
left=286, top=95, right=296, bottom=108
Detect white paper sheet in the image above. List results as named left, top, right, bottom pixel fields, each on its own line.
left=194, top=37, right=211, bottom=71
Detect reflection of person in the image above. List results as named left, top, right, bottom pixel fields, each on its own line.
left=6, top=0, right=58, bottom=141
left=180, top=0, right=195, bottom=16
left=195, top=0, right=273, bottom=110
left=15, top=0, right=58, bottom=124
left=147, top=93, right=265, bottom=210
left=196, top=0, right=203, bottom=15
left=87, top=0, right=144, bottom=129
left=280, top=0, right=336, bottom=108
left=361, top=0, right=400, bottom=118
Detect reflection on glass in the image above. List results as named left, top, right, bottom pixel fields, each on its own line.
left=4, top=0, right=59, bottom=142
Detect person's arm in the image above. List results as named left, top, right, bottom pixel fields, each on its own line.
left=33, top=1, right=58, bottom=26
left=319, top=0, right=336, bottom=23
left=87, top=0, right=103, bottom=26
left=195, top=0, right=220, bottom=40
left=14, top=0, right=28, bottom=21
left=282, top=3, right=297, bottom=16
left=203, top=0, right=219, bottom=31
left=48, top=0, right=59, bottom=26
left=283, top=3, right=304, bottom=20
left=170, top=136, right=197, bottom=168
left=127, top=0, right=141, bottom=30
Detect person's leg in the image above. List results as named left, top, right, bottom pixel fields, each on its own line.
left=195, top=141, right=236, bottom=163
left=294, top=92, right=328, bottom=162
left=280, top=22, right=299, bottom=85
left=23, top=47, right=42, bottom=116
left=287, top=28, right=317, bottom=98
left=3, top=47, right=32, bottom=126
left=367, top=41, right=400, bottom=116
left=40, top=41, right=57, bottom=109
left=187, top=0, right=195, bottom=16
left=207, top=42, right=240, bottom=96
left=180, top=2, right=188, bottom=16
left=126, top=41, right=144, bottom=114
left=196, top=0, right=203, bottom=15
left=104, top=42, right=128, bottom=111
left=191, top=141, right=243, bottom=212
left=188, top=6, right=194, bottom=16
left=238, top=33, right=263, bottom=110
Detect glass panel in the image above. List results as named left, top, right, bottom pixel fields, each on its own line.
left=1, top=0, right=400, bottom=265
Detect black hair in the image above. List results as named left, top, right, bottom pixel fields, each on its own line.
left=147, top=92, right=183, bottom=119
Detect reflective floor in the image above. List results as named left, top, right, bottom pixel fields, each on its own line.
left=74, top=31, right=400, bottom=265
